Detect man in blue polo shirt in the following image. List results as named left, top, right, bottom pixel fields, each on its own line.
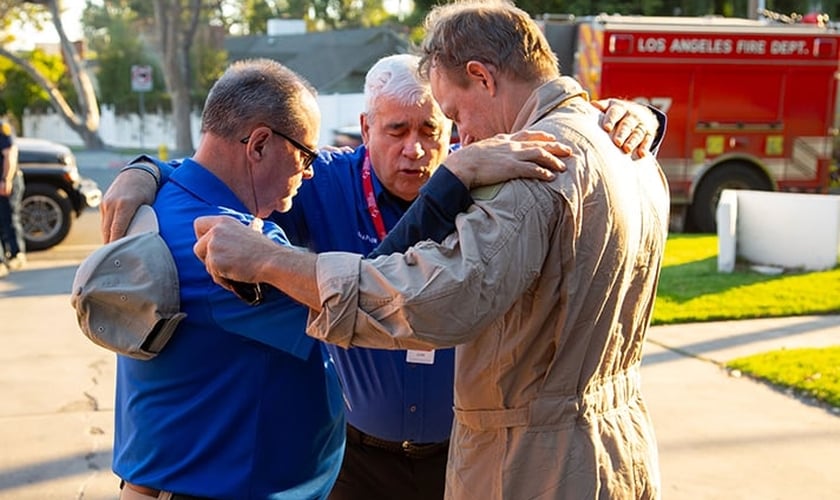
left=83, top=59, right=346, bottom=500
left=278, top=55, right=461, bottom=499
left=101, top=54, right=662, bottom=499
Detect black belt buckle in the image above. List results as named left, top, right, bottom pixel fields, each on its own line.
left=348, top=424, right=447, bottom=459
left=400, top=439, right=449, bottom=459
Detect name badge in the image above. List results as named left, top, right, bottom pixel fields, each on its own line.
left=406, top=349, right=435, bottom=365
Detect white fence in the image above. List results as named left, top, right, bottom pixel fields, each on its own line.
left=22, top=93, right=366, bottom=152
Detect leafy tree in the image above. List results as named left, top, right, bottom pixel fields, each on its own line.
left=0, top=48, right=75, bottom=119
left=243, top=0, right=278, bottom=34
left=232, top=0, right=389, bottom=32
left=0, top=0, right=104, bottom=148
left=311, top=0, right=390, bottom=29
left=83, top=1, right=227, bottom=152
left=235, top=0, right=312, bottom=29
left=405, top=0, right=840, bottom=23
left=83, top=0, right=169, bottom=115
left=191, top=24, right=227, bottom=108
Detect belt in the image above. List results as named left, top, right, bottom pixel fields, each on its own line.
left=121, top=480, right=214, bottom=500
left=346, top=424, right=449, bottom=460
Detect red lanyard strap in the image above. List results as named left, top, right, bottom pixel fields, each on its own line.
left=361, top=151, right=388, bottom=241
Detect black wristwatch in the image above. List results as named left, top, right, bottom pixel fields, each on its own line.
left=120, top=154, right=161, bottom=188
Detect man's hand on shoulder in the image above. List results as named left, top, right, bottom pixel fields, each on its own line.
left=592, top=99, right=658, bottom=160
left=100, top=168, right=158, bottom=243
left=446, top=131, right=571, bottom=189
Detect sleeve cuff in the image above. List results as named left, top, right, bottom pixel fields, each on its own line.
left=306, top=252, right=364, bottom=348
left=420, top=165, right=473, bottom=218
left=121, top=155, right=162, bottom=188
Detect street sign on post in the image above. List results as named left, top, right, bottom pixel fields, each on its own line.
left=131, top=65, right=153, bottom=150
left=131, top=65, right=153, bottom=93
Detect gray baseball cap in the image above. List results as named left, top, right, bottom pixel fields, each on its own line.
left=71, top=205, right=186, bottom=360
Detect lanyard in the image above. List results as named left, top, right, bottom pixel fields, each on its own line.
left=361, top=151, right=388, bottom=241
left=362, top=151, right=436, bottom=362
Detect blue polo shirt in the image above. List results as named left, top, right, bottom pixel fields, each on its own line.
left=274, top=146, right=467, bottom=443
left=114, top=159, right=345, bottom=499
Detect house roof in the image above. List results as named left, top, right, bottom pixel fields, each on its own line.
left=225, top=27, right=410, bottom=94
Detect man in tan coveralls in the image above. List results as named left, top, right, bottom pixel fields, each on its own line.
left=194, top=1, right=669, bottom=498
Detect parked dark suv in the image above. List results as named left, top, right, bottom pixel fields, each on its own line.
left=17, top=137, right=102, bottom=251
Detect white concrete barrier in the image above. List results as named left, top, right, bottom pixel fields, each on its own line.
left=716, top=189, right=738, bottom=273
left=716, top=189, right=840, bottom=272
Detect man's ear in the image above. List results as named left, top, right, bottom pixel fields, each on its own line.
left=249, top=141, right=264, bottom=161
left=246, top=128, right=270, bottom=161
left=359, top=112, right=371, bottom=145
left=465, top=60, right=496, bottom=96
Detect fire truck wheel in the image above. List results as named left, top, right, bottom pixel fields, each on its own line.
left=689, top=165, right=772, bottom=233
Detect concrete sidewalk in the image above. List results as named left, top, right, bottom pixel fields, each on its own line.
left=0, top=259, right=838, bottom=499
left=644, top=315, right=840, bottom=500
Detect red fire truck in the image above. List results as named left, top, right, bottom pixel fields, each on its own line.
left=541, top=14, right=840, bottom=232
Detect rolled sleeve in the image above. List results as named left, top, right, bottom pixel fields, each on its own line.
left=306, top=179, right=557, bottom=352
left=307, top=249, right=461, bottom=351
left=306, top=251, right=364, bottom=348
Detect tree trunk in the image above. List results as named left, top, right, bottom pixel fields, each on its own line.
left=170, top=87, right=193, bottom=154
left=1, top=0, right=105, bottom=149
left=75, top=126, right=106, bottom=149
left=153, top=0, right=200, bottom=154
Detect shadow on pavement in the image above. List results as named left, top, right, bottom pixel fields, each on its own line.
left=0, top=265, right=78, bottom=298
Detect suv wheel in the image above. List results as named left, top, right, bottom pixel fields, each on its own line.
left=21, top=183, right=74, bottom=251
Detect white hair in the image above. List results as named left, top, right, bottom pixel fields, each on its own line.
left=364, top=54, right=434, bottom=120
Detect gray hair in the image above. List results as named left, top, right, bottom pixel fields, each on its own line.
left=364, top=54, right=434, bottom=122
left=200, top=58, right=317, bottom=139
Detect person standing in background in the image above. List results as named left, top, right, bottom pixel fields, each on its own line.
left=0, top=117, right=25, bottom=276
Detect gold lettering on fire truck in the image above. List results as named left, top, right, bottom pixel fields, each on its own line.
left=636, top=37, right=810, bottom=56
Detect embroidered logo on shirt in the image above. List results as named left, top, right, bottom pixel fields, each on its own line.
left=357, top=231, right=379, bottom=245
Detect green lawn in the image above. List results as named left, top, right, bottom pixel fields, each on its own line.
left=727, top=347, right=840, bottom=408
left=654, top=234, right=840, bottom=325
left=654, top=234, right=840, bottom=409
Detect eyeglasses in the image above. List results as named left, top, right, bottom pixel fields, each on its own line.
left=240, top=127, right=319, bottom=170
